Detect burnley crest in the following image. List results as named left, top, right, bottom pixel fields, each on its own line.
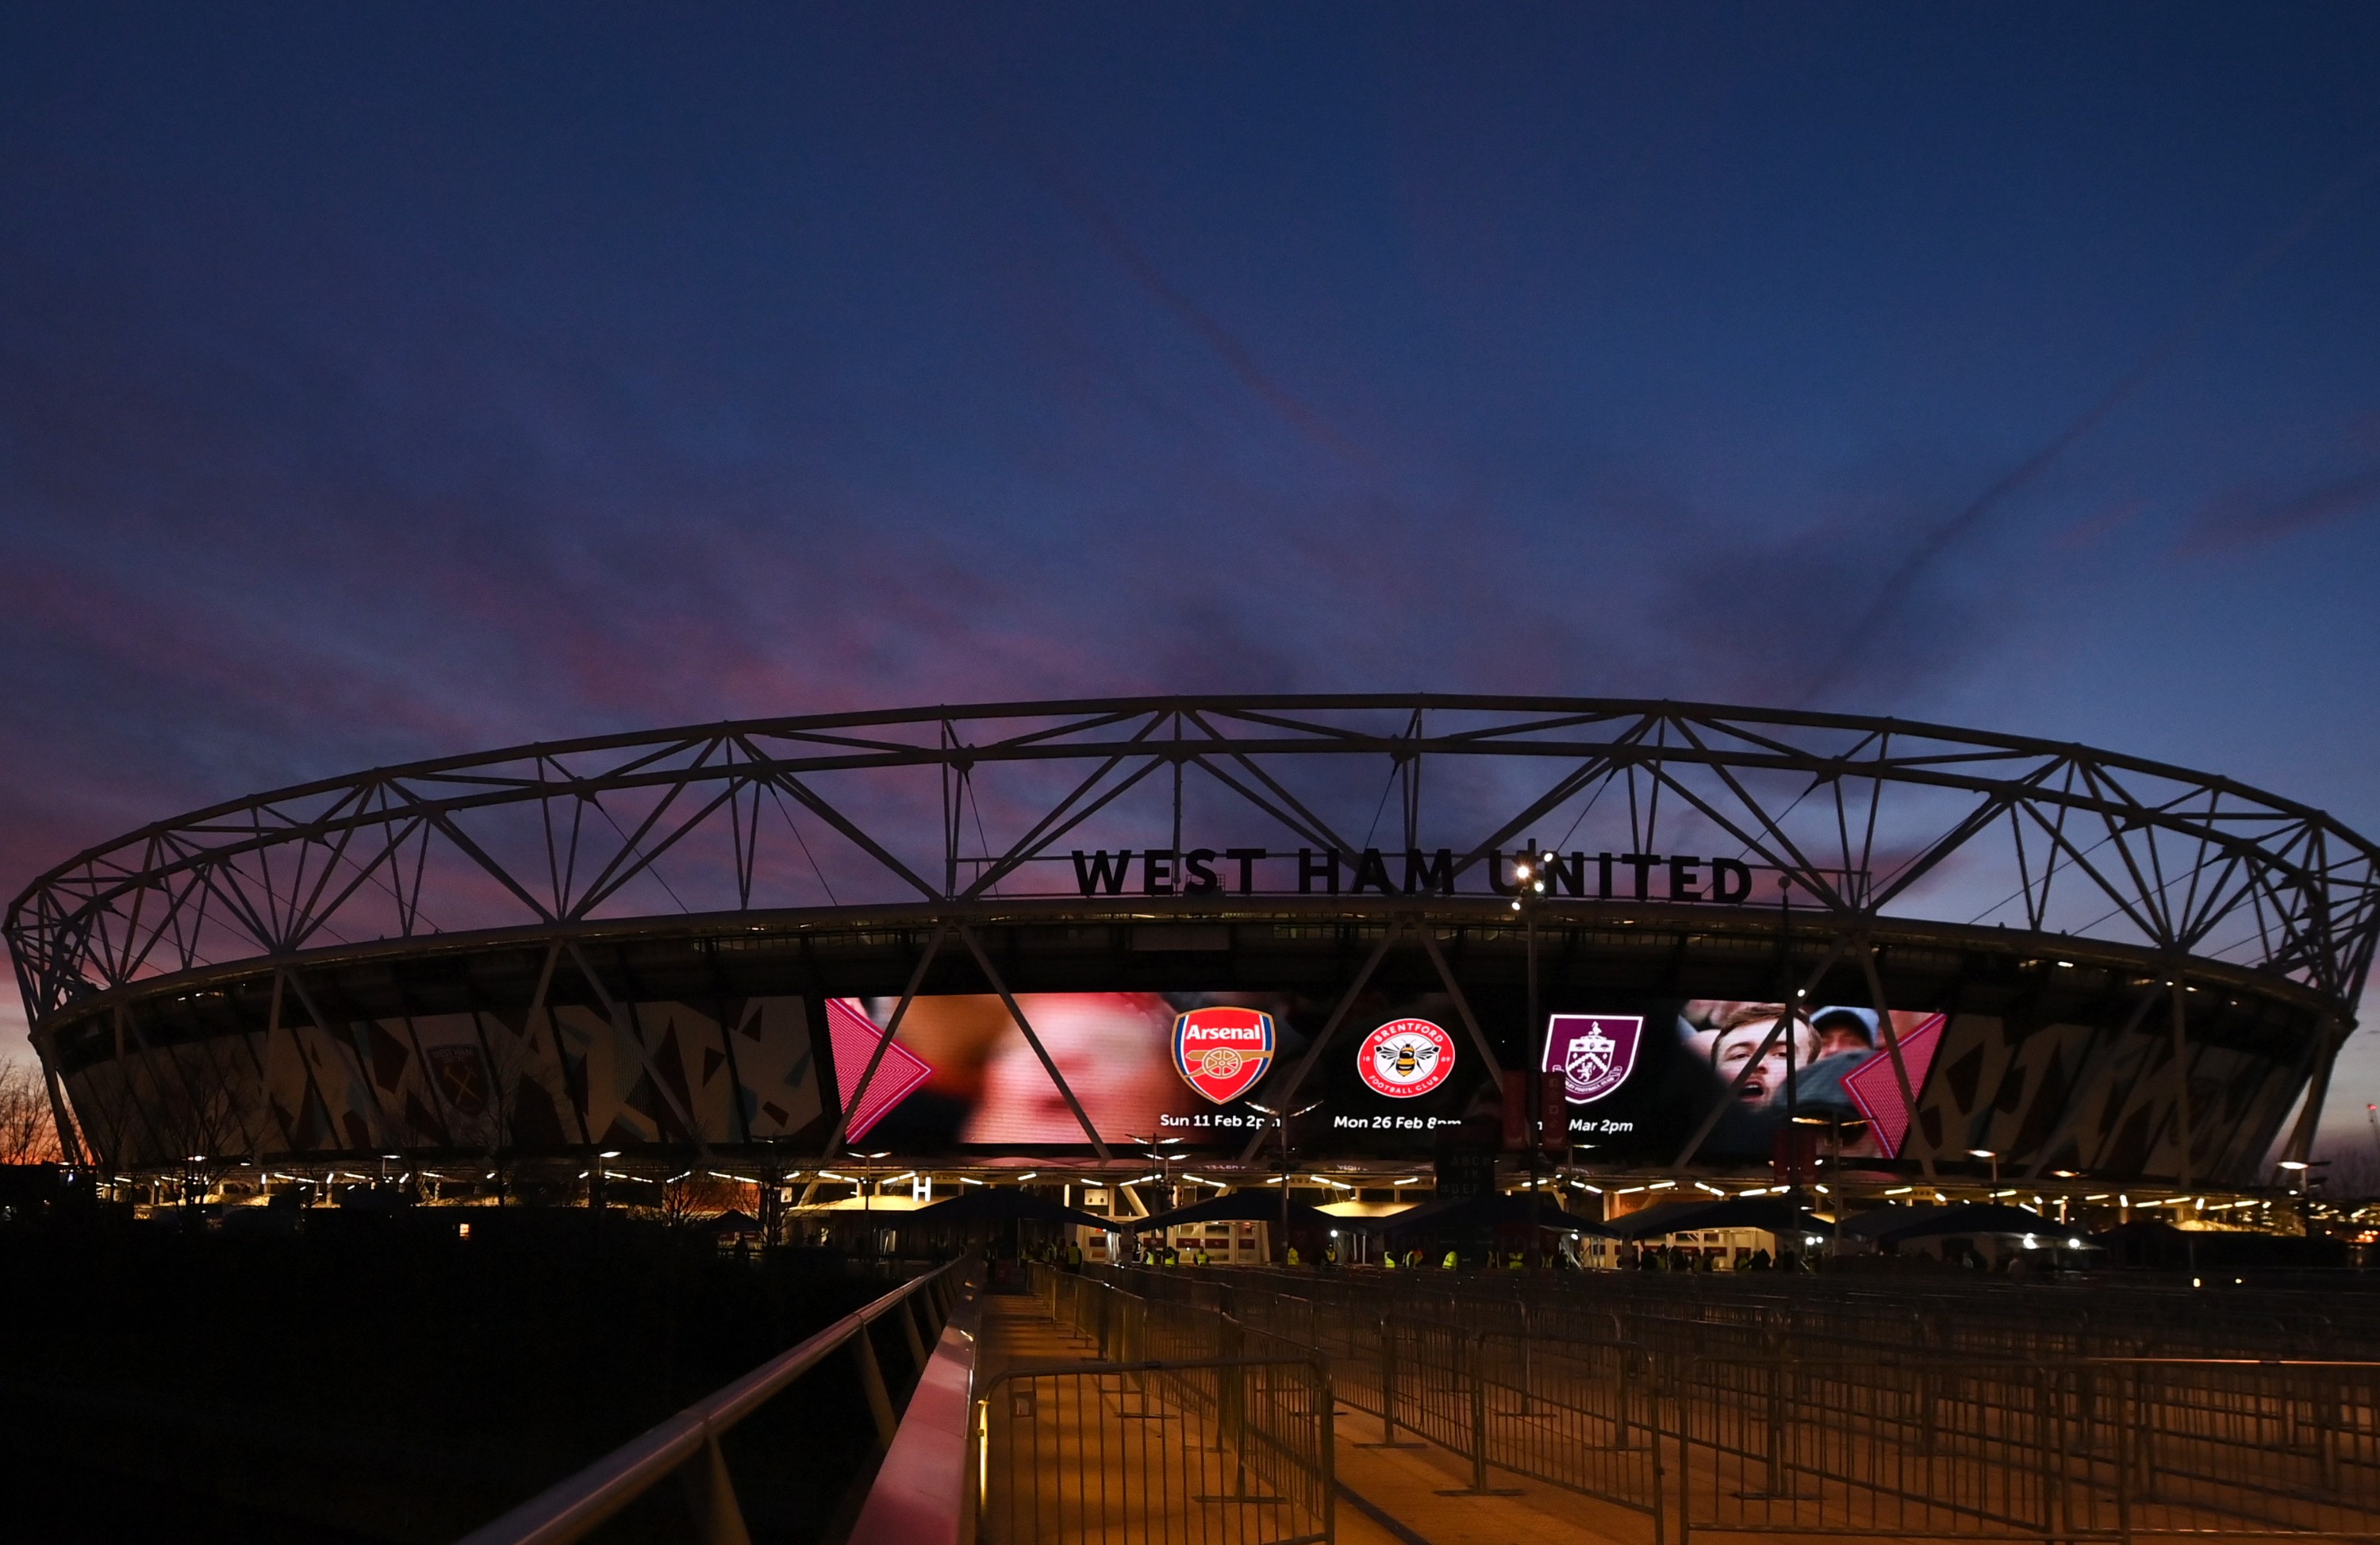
left=1541, top=1014, right=1643, bottom=1105
left=1173, top=1007, right=1274, bottom=1104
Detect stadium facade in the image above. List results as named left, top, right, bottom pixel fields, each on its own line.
left=7, top=697, right=2375, bottom=1202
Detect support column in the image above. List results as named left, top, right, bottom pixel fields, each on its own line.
left=1857, top=941, right=1937, bottom=1179
left=2021, top=982, right=2161, bottom=1182
left=2169, top=975, right=2194, bottom=1189
left=564, top=942, right=712, bottom=1158
left=2280, top=1015, right=2345, bottom=1169
left=35, top=1039, right=83, bottom=1167
left=1237, top=919, right=1407, bottom=1163
left=1415, top=923, right=1507, bottom=1079
left=958, top=924, right=1111, bottom=1159
left=803, top=926, right=950, bottom=1209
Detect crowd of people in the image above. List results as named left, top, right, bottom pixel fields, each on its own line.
left=1618, top=1242, right=1807, bottom=1271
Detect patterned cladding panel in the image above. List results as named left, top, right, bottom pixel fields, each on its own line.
left=1898, top=1012, right=2295, bottom=1186
left=68, top=997, right=822, bottom=1166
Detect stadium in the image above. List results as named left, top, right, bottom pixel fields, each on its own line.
left=8, top=695, right=2377, bottom=1258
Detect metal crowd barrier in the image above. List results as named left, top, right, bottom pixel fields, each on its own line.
left=1101, top=1259, right=2380, bottom=1362
left=453, top=1257, right=969, bottom=1545
left=1081, top=1263, right=2380, bottom=1543
left=982, top=1266, right=1334, bottom=1545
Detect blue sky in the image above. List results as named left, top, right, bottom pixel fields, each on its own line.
left=6, top=3, right=2380, bottom=1142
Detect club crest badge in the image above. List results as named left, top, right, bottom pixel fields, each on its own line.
left=426, top=1044, right=489, bottom=1116
left=1541, top=1015, right=1643, bottom=1105
left=1359, top=1018, right=1456, bottom=1098
left=1173, top=1007, right=1275, bottom=1104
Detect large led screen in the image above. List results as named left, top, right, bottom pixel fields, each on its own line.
left=1537, top=998, right=1945, bottom=1163
left=830, top=990, right=1495, bottom=1154
left=823, top=989, right=1941, bottom=1160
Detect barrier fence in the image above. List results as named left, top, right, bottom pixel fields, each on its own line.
left=1063, top=1263, right=2380, bottom=1543
left=1096, top=1260, right=2380, bottom=1363
left=980, top=1268, right=1332, bottom=1545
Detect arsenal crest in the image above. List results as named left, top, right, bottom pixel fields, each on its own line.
left=1173, top=1007, right=1274, bottom=1104
left=1359, top=1018, right=1455, bottom=1098
left=1541, top=1015, right=1642, bottom=1105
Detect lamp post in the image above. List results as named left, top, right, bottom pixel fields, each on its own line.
left=1247, top=1101, right=1321, bottom=1263
left=858, top=1149, right=889, bottom=1251
left=589, top=1149, right=621, bottom=1212
left=1971, top=1148, right=2000, bottom=1189
left=1512, top=849, right=1549, bottom=1266
left=1126, top=1134, right=1185, bottom=1257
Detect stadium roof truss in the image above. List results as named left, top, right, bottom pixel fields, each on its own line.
left=12, top=697, right=2378, bottom=1020
left=10, top=697, right=2378, bottom=1182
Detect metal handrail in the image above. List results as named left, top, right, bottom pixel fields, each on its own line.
left=454, top=1257, right=968, bottom=1545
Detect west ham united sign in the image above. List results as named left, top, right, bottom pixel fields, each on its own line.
left=1359, top=1018, right=1456, bottom=1098
left=1173, top=1006, right=1275, bottom=1104
left=1541, top=1014, right=1644, bottom=1105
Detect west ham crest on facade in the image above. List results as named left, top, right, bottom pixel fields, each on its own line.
left=1173, top=1006, right=1274, bottom=1104
left=426, top=1044, right=489, bottom=1116
left=1541, top=1014, right=1642, bottom=1105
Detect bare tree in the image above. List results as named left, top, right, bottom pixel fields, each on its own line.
left=0, top=1062, right=63, bottom=1166
left=662, top=1172, right=747, bottom=1228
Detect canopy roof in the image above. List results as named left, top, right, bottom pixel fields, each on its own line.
left=906, top=1188, right=1108, bottom=1231
left=1860, top=1201, right=2056, bottom=1243
left=1380, top=1191, right=1612, bottom=1236
left=1610, top=1196, right=1825, bottom=1240
left=1127, top=1191, right=1345, bottom=1233
left=1834, top=1203, right=1943, bottom=1240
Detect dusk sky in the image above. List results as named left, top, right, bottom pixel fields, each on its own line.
left=6, top=6, right=2380, bottom=1143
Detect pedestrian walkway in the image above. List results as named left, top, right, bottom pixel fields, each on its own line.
left=977, top=1286, right=1649, bottom=1545
left=1330, top=1401, right=1645, bottom=1545
left=977, top=1290, right=1097, bottom=1378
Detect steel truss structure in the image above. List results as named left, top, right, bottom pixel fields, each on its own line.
left=10, top=695, right=2378, bottom=1180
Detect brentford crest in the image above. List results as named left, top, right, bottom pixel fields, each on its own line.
left=1173, top=1006, right=1275, bottom=1104
left=1359, top=1018, right=1456, bottom=1099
